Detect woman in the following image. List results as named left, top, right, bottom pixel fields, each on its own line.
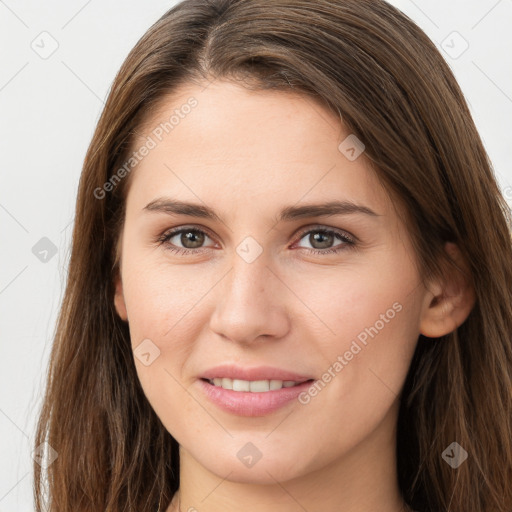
left=33, top=1, right=512, bottom=511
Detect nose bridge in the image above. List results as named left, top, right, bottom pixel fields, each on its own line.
left=208, top=240, right=290, bottom=344
left=222, top=243, right=274, bottom=315
left=222, top=231, right=274, bottom=301
left=231, top=244, right=273, bottom=300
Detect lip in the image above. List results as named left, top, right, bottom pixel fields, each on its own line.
left=200, top=364, right=315, bottom=382
left=197, top=378, right=315, bottom=417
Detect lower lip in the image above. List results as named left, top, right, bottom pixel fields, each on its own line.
left=197, top=378, right=315, bottom=417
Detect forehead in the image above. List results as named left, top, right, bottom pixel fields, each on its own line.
left=125, top=79, right=393, bottom=220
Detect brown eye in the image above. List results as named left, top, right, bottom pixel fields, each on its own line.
left=157, top=227, right=216, bottom=254
left=294, top=227, right=356, bottom=255
left=307, top=231, right=335, bottom=249
left=177, top=229, right=206, bottom=249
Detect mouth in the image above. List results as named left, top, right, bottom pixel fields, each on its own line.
left=200, top=377, right=315, bottom=392
left=198, top=377, right=317, bottom=416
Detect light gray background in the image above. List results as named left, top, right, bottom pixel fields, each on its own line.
left=1, top=1, right=511, bottom=510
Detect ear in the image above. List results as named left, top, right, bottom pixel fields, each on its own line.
left=114, top=271, right=128, bottom=322
left=419, top=242, right=476, bottom=338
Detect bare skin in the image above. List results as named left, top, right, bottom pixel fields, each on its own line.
left=113, top=79, right=474, bottom=512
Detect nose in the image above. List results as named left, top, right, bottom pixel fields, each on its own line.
left=208, top=251, right=291, bottom=346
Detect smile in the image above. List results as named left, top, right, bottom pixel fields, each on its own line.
left=205, top=377, right=310, bottom=392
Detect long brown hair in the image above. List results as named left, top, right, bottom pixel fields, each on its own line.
left=33, top=1, right=512, bottom=510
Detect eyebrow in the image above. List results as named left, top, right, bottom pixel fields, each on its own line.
left=142, top=197, right=380, bottom=223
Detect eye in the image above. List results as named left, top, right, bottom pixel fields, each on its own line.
left=292, top=226, right=356, bottom=255
left=156, top=225, right=357, bottom=256
left=156, top=226, right=217, bottom=255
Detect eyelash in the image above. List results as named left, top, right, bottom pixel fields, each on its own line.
left=155, top=225, right=357, bottom=256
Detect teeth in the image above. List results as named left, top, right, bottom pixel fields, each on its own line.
left=210, top=378, right=300, bottom=392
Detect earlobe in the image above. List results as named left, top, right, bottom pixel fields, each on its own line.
left=419, top=242, right=476, bottom=338
left=114, top=273, right=128, bottom=322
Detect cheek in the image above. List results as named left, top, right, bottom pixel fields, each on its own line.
left=122, top=262, right=202, bottom=424
left=286, top=269, right=420, bottom=466
left=122, top=258, right=207, bottom=345
left=290, top=261, right=415, bottom=349
left=289, top=256, right=421, bottom=411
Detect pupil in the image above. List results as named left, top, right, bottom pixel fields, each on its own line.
left=182, top=230, right=204, bottom=248
left=312, top=232, right=333, bottom=249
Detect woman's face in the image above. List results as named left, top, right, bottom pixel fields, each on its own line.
left=114, top=79, right=430, bottom=484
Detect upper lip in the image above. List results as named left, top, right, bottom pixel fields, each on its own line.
left=200, top=364, right=315, bottom=383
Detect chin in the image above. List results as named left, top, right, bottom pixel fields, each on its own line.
left=198, top=449, right=310, bottom=484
